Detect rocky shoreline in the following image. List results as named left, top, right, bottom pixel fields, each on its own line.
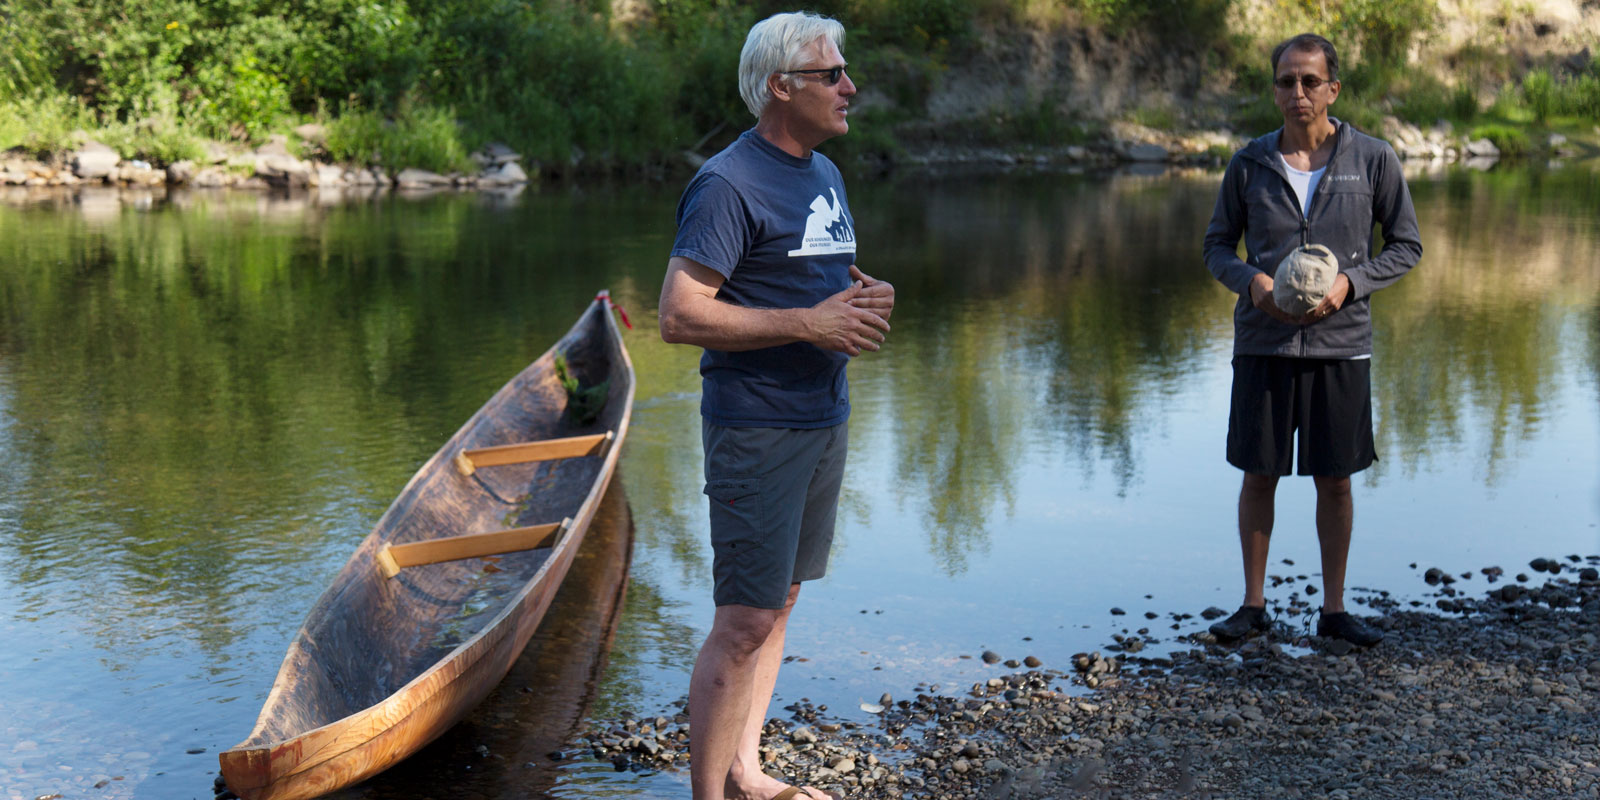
left=9, top=114, right=1591, bottom=199
left=0, top=126, right=530, bottom=194
left=580, top=556, right=1600, bottom=799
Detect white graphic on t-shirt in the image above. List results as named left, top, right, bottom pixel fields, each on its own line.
left=787, top=188, right=856, bottom=257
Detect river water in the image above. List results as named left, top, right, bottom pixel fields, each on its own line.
left=0, top=163, right=1596, bottom=800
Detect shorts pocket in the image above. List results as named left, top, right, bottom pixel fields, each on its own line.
left=705, top=476, right=776, bottom=606
left=705, top=477, right=763, bottom=550
left=705, top=477, right=759, bottom=505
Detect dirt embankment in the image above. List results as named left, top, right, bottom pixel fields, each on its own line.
left=874, top=1, right=1599, bottom=138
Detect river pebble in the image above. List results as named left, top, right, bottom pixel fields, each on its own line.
left=579, top=562, right=1600, bottom=799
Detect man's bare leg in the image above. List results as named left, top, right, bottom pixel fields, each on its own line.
left=1239, top=472, right=1280, bottom=607
left=689, top=602, right=784, bottom=800
left=725, top=583, right=802, bottom=799
left=1313, top=475, right=1353, bottom=613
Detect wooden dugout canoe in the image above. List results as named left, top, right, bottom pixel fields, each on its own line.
left=220, top=292, right=635, bottom=800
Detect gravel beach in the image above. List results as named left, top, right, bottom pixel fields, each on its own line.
left=583, top=558, right=1600, bottom=799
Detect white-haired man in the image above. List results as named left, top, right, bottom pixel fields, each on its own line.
left=658, top=11, right=894, bottom=800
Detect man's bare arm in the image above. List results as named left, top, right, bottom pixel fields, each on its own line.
left=658, top=256, right=890, bottom=356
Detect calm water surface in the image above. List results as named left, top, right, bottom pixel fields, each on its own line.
left=0, top=164, right=1597, bottom=799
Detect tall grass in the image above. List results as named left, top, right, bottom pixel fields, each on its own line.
left=0, top=92, right=94, bottom=156
left=325, top=105, right=473, bottom=175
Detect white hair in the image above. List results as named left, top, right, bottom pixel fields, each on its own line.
left=738, top=12, right=845, bottom=118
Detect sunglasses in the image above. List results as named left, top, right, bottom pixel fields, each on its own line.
left=1274, top=74, right=1333, bottom=91
left=782, top=64, right=848, bottom=85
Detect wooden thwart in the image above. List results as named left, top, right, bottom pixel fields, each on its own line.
left=453, top=431, right=614, bottom=476
left=377, top=518, right=572, bottom=579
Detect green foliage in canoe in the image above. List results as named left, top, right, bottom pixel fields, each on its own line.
left=554, top=351, right=608, bottom=426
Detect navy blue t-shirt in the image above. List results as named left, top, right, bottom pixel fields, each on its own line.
left=671, top=129, right=858, bottom=428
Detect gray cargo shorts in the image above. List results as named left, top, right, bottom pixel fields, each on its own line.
left=702, top=421, right=848, bottom=609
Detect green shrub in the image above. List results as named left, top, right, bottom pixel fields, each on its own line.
left=191, top=54, right=293, bottom=141
left=1339, top=0, right=1437, bottom=64
left=1228, top=66, right=1286, bottom=134
left=1338, top=97, right=1387, bottom=137
left=1470, top=124, right=1528, bottom=157
left=441, top=6, right=686, bottom=167
left=325, top=104, right=473, bottom=174
left=1556, top=71, right=1600, bottom=120
left=858, top=47, right=941, bottom=112
left=1451, top=83, right=1480, bottom=121
left=0, top=92, right=93, bottom=155
left=1071, top=0, right=1232, bottom=42
left=1522, top=69, right=1555, bottom=124
left=1391, top=76, right=1454, bottom=126
left=1128, top=103, right=1179, bottom=130
left=846, top=0, right=980, bottom=49
left=1006, top=95, right=1083, bottom=145
left=97, top=114, right=205, bottom=165
left=1388, top=75, right=1479, bottom=126
left=0, top=10, right=54, bottom=98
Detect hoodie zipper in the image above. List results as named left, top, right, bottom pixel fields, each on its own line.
left=1259, top=123, right=1345, bottom=355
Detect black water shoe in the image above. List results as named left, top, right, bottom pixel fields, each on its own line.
left=1316, top=611, right=1384, bottom=647
left=1208, top=605, right=1270, bottom=640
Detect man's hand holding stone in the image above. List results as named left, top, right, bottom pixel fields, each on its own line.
left=1296, top=272, right=1351, bottom=325
left=1249, top=272, right=1300, bottom=325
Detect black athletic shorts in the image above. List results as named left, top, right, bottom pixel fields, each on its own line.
left=1227, top=355, right=1376, bottom=477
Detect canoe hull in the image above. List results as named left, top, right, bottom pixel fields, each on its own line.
left=221, top=294, right=633, bottom=800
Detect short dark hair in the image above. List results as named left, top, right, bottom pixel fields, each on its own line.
left=1271, top=33, right=1339, bottom=83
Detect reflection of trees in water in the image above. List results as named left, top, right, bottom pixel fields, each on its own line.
left=611, top=318, right=713, bottom=588
left=588, top=572, right=701, bottom=719
left=859, top=309, right=1027, bottom=576
left=0, top=191, right=677, bottom=664
left=1372, top=168, right=1600, bottom=485
left=850, top=173, right=1228, bottom=571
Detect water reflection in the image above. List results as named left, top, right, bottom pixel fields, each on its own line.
left=1374, top=167, right=1600, bottom=484
left=844, top=174, right=1235, bottom=572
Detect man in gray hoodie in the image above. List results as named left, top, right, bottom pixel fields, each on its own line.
left=1201, top=33, right=1422, bottom=646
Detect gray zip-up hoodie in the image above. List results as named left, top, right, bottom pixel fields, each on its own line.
left=1203, top=118, right=1422, bottom=357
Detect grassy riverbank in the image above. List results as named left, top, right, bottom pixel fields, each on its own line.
left=2, top=0, right=1597, bottom=175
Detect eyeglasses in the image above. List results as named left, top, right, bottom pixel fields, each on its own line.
left=782, top=65, right=848, bottom=85
left=1274, top=74, right=1332, bottom=91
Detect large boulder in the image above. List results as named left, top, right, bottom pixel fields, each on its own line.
left=479, top=161, right=529, bottom=186
left=192, top=168, right=229, bottom=188
left=396, top=168, right=450, bottom=190
left=312, top=164, right=345, bottom=188
left=167, top=160, right=196, bottom=185
left=293, top=123, right=327, bottom=145
left=255, top=134, right=291, bottom=157
left=1465, top=138, right=1500, bottom=158
left=471, top=142, right=522, bottom=168
left=71, top=142, right=121, bottom=179
left=256, top=153, right=312, bottom=188
left=203, top=141, right=232, bottom=164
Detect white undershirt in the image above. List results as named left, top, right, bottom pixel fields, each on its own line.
left=1279, top=153, right=1327, bottom=217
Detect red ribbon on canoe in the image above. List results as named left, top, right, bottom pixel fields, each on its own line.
left=597, top=293, right=633, bottom=330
